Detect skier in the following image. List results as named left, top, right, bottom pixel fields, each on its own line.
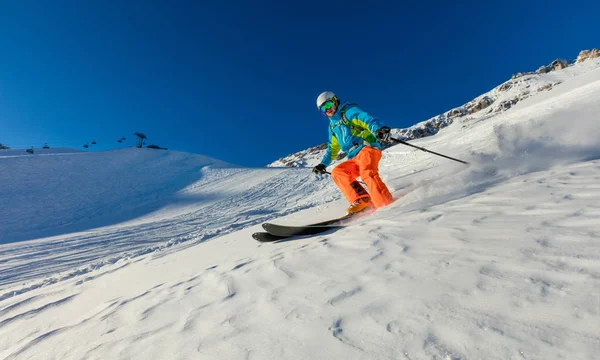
left=313, top=91, right=394, bottom=215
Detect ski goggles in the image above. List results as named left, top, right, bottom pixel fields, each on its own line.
left=319, top=99, right=335, bottom=114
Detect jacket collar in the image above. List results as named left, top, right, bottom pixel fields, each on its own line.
left=327, top=101, right=347, bottom=124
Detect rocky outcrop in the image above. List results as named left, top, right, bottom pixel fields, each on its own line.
left=518, top=90, right=530, bottom=100
left=397, top=115, right=453, bottom=141
left=509, top=49, right=597, bottom=79
left=0, top=143, right=9, bottom=150
left=537, top=82, right=562, bottom=92
left=511, top=72, right=536, bottom=80
left=576, top=49, right=600, bottom=63
left=534, top=49, right=598, bottom=76
left=495, top=98, right=519, bottom=112
left=550, top=59, right=569, bottom=71
left=498, top=82, right=513, bottom=91
left=468, top=96, right=494, bottom=114
left=536, top=65, right=549, bottom=74
left=447, top=107, right=468, bottom=120
left=535, top=59, right=568, bottom=74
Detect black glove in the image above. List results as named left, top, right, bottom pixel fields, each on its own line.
left=312, top=164, right=327, bottom=175
left=376, top=126, right=392, bottom=142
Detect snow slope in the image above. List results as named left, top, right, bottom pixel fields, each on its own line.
left=0, top=149, right=341, bottom=297
left=0, top=147, right=83, bottom=158
left=1, top=60, right=600, bottom=359
left=0, top=148, right=228, bottom=244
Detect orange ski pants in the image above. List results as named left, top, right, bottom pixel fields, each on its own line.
left=330, top=146, right=393, bottom=209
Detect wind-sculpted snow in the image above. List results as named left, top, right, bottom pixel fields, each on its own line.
left=1, top=60, right=600, bottom=359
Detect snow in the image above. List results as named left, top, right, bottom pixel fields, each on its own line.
left=0, top=150, right=338, bottom=297
left=1, top=60, right=600, bottom=359
left=0, top=147, right=83, bottom=158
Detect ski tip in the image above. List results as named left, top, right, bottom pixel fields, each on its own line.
left=252, top=232, right=267, bottom=242
left=252, top=232, right=288, bottom=242
left=262, top=223, right=280, bottom=231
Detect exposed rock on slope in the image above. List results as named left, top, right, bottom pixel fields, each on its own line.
left=576, top=48, right=599, bottom=63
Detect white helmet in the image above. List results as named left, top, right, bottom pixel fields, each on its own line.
left=316, top=91, right=337, bottom=109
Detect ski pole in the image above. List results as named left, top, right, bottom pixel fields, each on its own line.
left=389, top=137, right=469, bottom=165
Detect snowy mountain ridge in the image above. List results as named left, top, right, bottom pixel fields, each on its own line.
left=0, top=147, right=83, bottom=157
left=268, top=49, right=600, bottom=168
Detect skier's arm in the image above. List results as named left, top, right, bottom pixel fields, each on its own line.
left=346, top=106, right=385, bottom=134
left=320, top=128, right=341, bottom=167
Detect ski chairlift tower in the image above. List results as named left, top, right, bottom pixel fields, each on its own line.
left=134, top=132, right=147, bottom=148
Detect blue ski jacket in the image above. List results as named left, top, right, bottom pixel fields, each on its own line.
left=320, top=101, right=386, bottom=167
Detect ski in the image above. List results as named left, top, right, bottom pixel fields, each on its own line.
left=261, top=213, right=355, bottom=237
left=252, top=232, right=289, bottom=242
left=262, top=223, right=343, bottom=237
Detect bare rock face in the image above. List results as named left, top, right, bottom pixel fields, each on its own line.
left=468, top=96, right=494, bottom=114
left=447, top=107, right=468, bottom=120
left=498, top=82, right=513, bottom=91
left=495, top=98, right=519, bottom=112
left=397, top=115, right=453, bottom=141
left=537, top=59, right=568, bottom=74
left=549, top=59, right=569, bottom=71
left=518, top=90, right=531, bottom=100
left=576, top=49, right=600, bottom=63
left=511, top=71, right=535, bottom=79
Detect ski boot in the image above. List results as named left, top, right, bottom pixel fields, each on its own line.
left=346, top=197, right=373, bottom=215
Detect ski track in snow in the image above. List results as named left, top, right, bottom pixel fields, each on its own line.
left=1, top=60, right=600, bottom=359
left=0, top=164, right=340, bottom=298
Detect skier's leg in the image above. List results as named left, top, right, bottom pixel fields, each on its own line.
left=355, top=147, right=393, bottom=208
left=331, top=160, right=368, bottom=204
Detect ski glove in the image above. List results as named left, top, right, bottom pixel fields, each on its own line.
left=376, top=126, right=392, bottom=142
left=312, top=164, right=327, bottom=175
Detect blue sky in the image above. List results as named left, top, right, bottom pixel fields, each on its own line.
left=1, top=0, right=598, bottom=166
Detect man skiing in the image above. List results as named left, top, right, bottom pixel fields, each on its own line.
left=313, top=91, right=394, bottom=215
